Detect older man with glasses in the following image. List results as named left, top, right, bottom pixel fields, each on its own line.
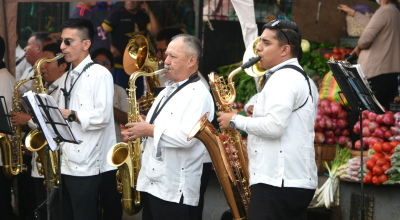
left=217, top=19, right=319, bottom=220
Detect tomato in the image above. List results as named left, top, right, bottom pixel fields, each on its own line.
left=367, top=170, right=372, bottom=175
left=372, top=175, right=381, bottom=185
left=339, top=48, right=346, bottom=54
left=390, top=141, right=399, bottom=148
left=384, top=153, right=392, bottom=163
left=366, top=160, right=376, bottom=170
left=382, top=164, right=391, bottom=172
left=373, top=142, right=383, bottom=153
left=390, top=146, right=396, bottom=154
left=373, top=165, right=383, bottom=175
left=371, top=152, right=384, bottom=162
left=333, top=47, right=340, bottom=54
left=364, top=173, right=373, bottom=184
left=382, top=142, right=392, bottom=153
left=237, top=103, right=244, bottom=108
left=376, top=158, right=387, bottom=166
left=324, top=53, right=331, bottom=59
left=378, top=174, right=388, bottom=184
left=333, top=54, right=342, bottom=60
left=346, top=49, right=352, bottom=55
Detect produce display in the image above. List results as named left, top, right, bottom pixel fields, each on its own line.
left=382, top=145, right=400, bottom=185
left=314, top=99, right=351, bottom=148
left=314, top=146, right=351, bottom=209
left=363, top=141, right=399, bottom=185
left=323, top=47, right=352, bottom=61
left=353, top=110, right=396, bottom=149
left=337, top=157, right=366, bottom=182
left=300, top=51, right=330, bottom=78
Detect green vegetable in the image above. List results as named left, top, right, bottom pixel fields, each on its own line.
left=328, top=43, right=336, bottom=49
left=299, top=52, right=330, bottom=78
left=319, top=43, right=329, bottom=49
left=310, top=43, right=319, bottom=51
left=341, top=43, right=351, bottom=48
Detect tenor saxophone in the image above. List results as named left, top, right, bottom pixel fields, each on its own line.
left=0, top=76, right=35, bottom=178
left=107, top=68, right=167, bottom=215
left=25, top=53, right=64, bottom=191
left=188, top=57, right=261, bottom=220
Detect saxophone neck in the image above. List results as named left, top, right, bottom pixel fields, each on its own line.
left=33, top=54, right=64, bottom=94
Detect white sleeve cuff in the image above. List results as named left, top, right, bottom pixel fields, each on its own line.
left=235, top=115, right=249, bottom=131
left=27, top=118, right=38, bottom=130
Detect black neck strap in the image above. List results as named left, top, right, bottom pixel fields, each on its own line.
left=149, top=72, right=200, bottom=125
left=60, top=62, right=95, bottom=109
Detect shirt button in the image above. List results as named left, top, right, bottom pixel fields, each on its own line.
left=78, top=150, right=80, bottom=152
left=81, top=104, right=82, bottom=106
left=254, top=173, right=255, bottom=175
left=76, top=167, right=77, bottom=169
left=179, top=190, right=181, bottom=192
left=280, top=151, right=282, bottom=153
left=182, top=168, right=184, bottom=170
left=255, top=150, right=257, bottom=153
left=151, top=183, right=153, bottom=185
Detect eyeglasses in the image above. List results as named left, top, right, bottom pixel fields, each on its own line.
left=154, top=48, right=167, bottom=55
left=57, top=39, right=86, bottom=46
left=93, top=60, right=110, bottom=66
left=270, top=19, right=290, bottom=45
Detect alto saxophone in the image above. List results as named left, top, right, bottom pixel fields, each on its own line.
left=25, top=53, right=65, bottom=191
left=107, top=69, right=166, bottom=215
left=0, top=76, right=35, bottom=178
left=188, top=57, right=261, bottom=220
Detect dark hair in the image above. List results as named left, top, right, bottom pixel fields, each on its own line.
left=156, top=28, right=184, bottom=45
left=171, top=34, right=202, bottom=65
left=262, top=19, right=302, bottom=58
left=31, top=32, right=50, bottom=47
left=0, top=35, right=5, bottom=61
left=91, top=48, right=114, bottom=68
left=62, top=18, right=94, bottom=43
left=43, top=43, right=70, bottom=70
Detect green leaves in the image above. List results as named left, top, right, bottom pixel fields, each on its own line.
left=300, top=52, right=330, bottom=78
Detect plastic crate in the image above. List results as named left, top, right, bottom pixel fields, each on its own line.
left=340, top=37, right=359, bottom=48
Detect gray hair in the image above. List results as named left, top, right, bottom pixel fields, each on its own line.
left=31, top=32, right=49, bottom=46
left=171, top=34, right=201, bottom=65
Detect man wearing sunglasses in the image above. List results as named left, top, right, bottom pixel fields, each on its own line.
left=55, top=18, right=116, bottom=220
left=217, top=20, right=319, bottom=220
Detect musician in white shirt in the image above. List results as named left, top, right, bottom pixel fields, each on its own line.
left=15, top=34, right=32, bottom=81
left=0, top=35, right=19, bottom=220
left=218, top=20, right=319, bottom=220
left=57, top=18, right=116, bottom=220
left=126, top=34, right=214, bottom=220
left=17, top=32, right=49, bottom=97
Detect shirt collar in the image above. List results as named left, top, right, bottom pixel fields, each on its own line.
left=165, top=78, right=189, bottom=88
left=70, top=54, right=92, bottom=75
left=267, top=58, right=299, bottom=75
left=45, top=74, right=63, bottom=90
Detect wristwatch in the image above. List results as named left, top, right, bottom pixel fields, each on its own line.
left=229, top=114, right=237, bottom=129
left=68, top=110, right=76, bottom=122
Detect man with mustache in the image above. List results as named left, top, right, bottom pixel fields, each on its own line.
left=217, top=20, right=319, bottom=220
left=56, top=18, right=116, bottom=220
left=125, top=34, right=214, bottom=220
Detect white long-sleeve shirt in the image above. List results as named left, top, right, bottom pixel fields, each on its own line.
left=113, top=84, right=128, bottom=143
left=18, top=67, right=34, bottom=97
left=15, top=44, right=31, bottom=82
left=0, top=68, right=16, bottom=167
left=137, top=75, right=214, bottom=206
left=57, top=55, right=116, bottom=176
left=235, top=58, right=319, bottom=190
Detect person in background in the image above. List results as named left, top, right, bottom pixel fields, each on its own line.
left=338, top=1, right=400, bottom=146
left=11, top=43, right=70, bottom=220
left=102, top=1, right=161, bottom=98
left=91, top=48, right=125, bottom=220
left=70, top=2, right=110, bottom=53
left=16, top=33, right=32, bottom=82
left=217, top=19, right=318, bottom=220
left=0, top=35, right=19, bottom=220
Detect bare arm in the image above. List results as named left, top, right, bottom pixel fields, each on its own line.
left=114, top=107, right=128, bottom=125
left=141, top=2, right=161, bottom=36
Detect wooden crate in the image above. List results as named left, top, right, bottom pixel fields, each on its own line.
left=350, top=149, right=368, bottom=159
left=315, top=144, right=337, bottom=175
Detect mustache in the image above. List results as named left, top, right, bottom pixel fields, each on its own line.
left=164, top=64, right=172, bottom=70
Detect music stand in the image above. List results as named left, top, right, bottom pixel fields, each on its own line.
left=0, top=96, right=13, bottom=135
left=23, top=91, right=80, bottom=220
left=327, top=60, right=384, bottom=220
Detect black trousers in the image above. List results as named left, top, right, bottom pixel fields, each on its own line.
left=33, top=177, right=50, bottom=220
left=0, top=166, right=19, bottom=220
left=53, top=174, right=101, bottom=220
left=193, top=162, right=212, bottom=220
left=247, top=183, right=315, bottom=220
left=17, top=155, right=36, bottom=220
left=100, top=170, right=123, bottom=220
left=142, top=192, right=197, bottom=220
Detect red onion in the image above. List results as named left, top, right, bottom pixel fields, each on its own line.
left=369, top=137, right=379, bottom=146
left=331, top=120, right=338, bottom=130
left=325, top=119, right=333, bottom=129
left=384, top=130, right=392, bottom=140
left=363, top=137, right=370, bottom=149
left=368, top=121, right=379, bottom=133
left=325, top=137, right=335, bottom=145
left=376, top=114, right=384, bottom=124
left=331, top=104, right=341, bottom=118
left=315, top=127, right=323, bottom=132
left=338, top=136, right=350, bottom=145
left=320, top=99, right=330, bottom=108
left=354, top=121, right=361, bottom=134
left=338, top=110, right=348, bottom=119
left=368, top=112, right=377, bottom=122
left=316, top=114, right=323, bottom=121
left=342, top=128, right=350, bottom=136
left=346, top=141, right=352, bottom=149
left=355, top=140, right=361, bottom=149
left=390, top=126, right=400, bottom=135
left=383, top=114, right=394, bottom=125
left=314, top=132, right=325, bottom=143
left=380, top=126, right=389, bottom=132
left=319, top=118, right=326, bottom=128
left=337, top=119, right=348, bottom=129
left=385, top=111, right=394, bottom=116
left=334, top=129, right=343, bottom=136
left=323, top=106, right=332, bottom=116
left=362, top=110, right=370, bottom=119
left=324, top=130, right=334, bottom=138
left=394, top=112, right=400, bottom=120
left=389, top=135, right=400, bottom=142
left=363, top=127, right=371, bottom=137
left=374, top=128, right=384, bottom=138
left=362, top=119, right=371, bottom=127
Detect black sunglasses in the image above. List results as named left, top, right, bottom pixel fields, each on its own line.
left=57, top=38, right=86, bottom=46
left=270, top=20, right=290, bottom=45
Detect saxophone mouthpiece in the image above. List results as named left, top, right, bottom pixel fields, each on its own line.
left=241, top=57, right=261, bottom=70
left=154, top=69, right=167, bottom=76
left=54, top=53, right=65, bottom=60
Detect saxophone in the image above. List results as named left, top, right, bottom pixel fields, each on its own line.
left=107, top=68, right=167, bottom=215
left=0, top=76, right=35, bottom=178
left=25, top=53, right=65, bottom=191
left=188, top=57, right=261, bottom=220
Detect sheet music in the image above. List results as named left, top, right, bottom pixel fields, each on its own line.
left=24, top=91, right=58, bottom=151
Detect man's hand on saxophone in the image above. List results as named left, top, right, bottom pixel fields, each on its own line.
left=217, top=112, right=236, bottom=130
left=10, top=112, right=31, bottom=126
left=125, top=116, right=155, bottom=139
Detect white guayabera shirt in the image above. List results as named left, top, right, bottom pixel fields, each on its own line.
left=137, top=76, right=214, bottom=206
left=235, top=58, right=319, bottom=190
